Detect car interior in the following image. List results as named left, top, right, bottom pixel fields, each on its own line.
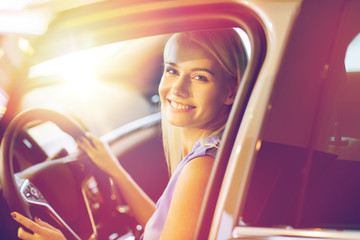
left=3, top=1, right=359, bottom=239
left=0, top=32, right=170, bottom=238
left=0, top=6, right=255, bottom=237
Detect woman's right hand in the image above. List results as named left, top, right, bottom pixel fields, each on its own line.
left=11, top=212, right=66, bottom=240
left=77, top=132, right=122, bottom=178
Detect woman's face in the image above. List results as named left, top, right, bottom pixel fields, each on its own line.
left=159, top=37, right=235, bottom=131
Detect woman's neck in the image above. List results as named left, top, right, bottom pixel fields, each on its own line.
left=179, top=113, right=229, bottom=157
left=180, top=128, right=209, bottom=157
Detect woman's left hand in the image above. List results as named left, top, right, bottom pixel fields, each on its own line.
left=11, top=212, right=66, bottom=240
left=77, top=132, right=122, bottom=178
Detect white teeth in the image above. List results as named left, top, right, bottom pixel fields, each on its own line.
left=170, top=100, right=190, bottom=110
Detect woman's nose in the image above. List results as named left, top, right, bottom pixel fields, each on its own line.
left=170, top=74, right=189, bottom=97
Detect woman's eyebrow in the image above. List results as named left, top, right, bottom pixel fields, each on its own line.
left=164, top=62, right=215, bottom=76
left=164, top=62, right=177, bottom=67
left=191, top=68, right=215, bottom=76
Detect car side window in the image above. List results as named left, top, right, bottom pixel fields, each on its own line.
left=330, top=33, right=360, bottom=161
left=239, top=9, right=360, bottom=233
left=345, top=33, right=360, bottom=73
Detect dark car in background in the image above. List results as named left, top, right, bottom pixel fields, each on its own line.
left=0, top=0, right=360, bottom=239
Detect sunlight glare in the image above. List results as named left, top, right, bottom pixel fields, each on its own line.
left=62, top=63, right=97, bottom=92
left=0, top=9, right=53, bottom=35
left=18, top=37, right=34, bottom=55
left=29, top=41, right=127, bottom=94
left=234, top=28, right=251, bottom=59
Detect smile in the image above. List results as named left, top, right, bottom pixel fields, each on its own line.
left=168, top=100, right=195, bottom=111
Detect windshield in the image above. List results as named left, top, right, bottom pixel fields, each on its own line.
left=18, top=35, right=169, bottom=136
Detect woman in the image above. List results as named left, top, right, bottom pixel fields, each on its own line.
left=11, top=28, right=247, bottom=240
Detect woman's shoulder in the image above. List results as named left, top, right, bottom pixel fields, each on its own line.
left=191, top=132, right=222, bottom=159
left=180, top=154, right=215, bottom=179
left=174, top=132, right=221, bottom=175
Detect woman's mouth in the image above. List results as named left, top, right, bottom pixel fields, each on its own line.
left=168, top=99, right=195, bottom=111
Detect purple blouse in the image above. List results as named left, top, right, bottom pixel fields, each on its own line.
left=142, top=134, right=220, bottom=240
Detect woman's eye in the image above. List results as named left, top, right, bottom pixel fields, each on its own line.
left=166, top=68, right=177, bottom=75
left=193, top=75, right=208, bottom=82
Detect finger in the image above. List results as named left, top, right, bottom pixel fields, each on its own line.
left=86, top=133, right=102, bottom=146
left=18, top=227, right=33, bottom=240
left=77, top=139, right=99, bottom=161
left=12, top=212, right=40, bottom=233
left=77, top=137, right=93, bottom=150
left=85, top=131, right=95, bottom=139
left=34, top=217, right=58, bottom=231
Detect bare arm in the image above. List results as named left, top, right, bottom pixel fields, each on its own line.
left=77, top=133, right=156, bottom=227
left=159, top=155, right=215, bottom=240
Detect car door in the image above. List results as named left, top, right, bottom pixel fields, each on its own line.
left=213, top=0, right=360, bottom=239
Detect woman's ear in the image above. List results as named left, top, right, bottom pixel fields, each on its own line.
left=224, top=82, right=237, bottom=105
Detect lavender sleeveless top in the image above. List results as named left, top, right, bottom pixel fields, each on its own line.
left=142, top=134, right=221, bottom=240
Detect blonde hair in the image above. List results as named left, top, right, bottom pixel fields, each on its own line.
left=161, top=28, right=248, bottom=174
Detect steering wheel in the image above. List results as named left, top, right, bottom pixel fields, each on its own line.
left=0, top=108, right=96, bottom=240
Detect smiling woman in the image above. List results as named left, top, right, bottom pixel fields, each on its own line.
left=3, top=1, right=360, bottom=240
left=160, top=30, right=248, bottom=173
left=10, top=27, right=248, bottom=240
left=0, top=0, right=262, bottom=239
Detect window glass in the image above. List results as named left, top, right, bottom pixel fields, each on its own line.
left=14, top=27, right=251, bottom=169
left=20, top=35, right=168, bottom=136
left=0, top=87, right=8, bottom=118
left=325, top=33, right=360, bottom=161
left=19, top=28, right=250, bottom=137
left=345, top=33, right=360, bottom=72
left=240, top=28, right=360, bottom=233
